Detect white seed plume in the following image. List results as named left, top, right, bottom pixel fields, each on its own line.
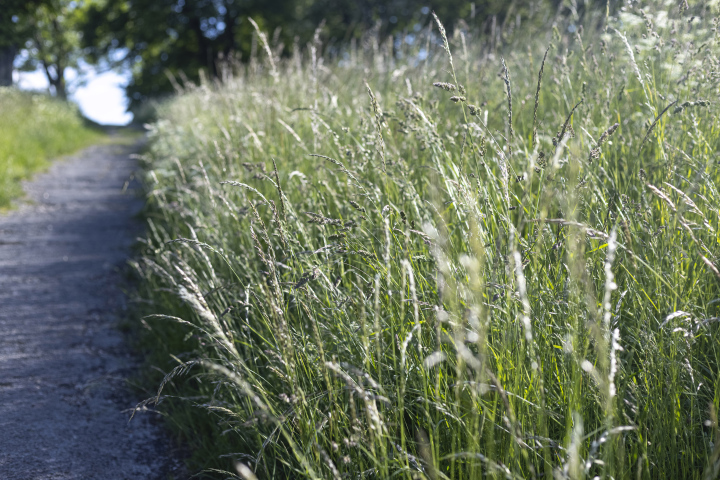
left=601, top=228, right=619, bottom=332
left=512, top=249, right=533, bottom=341
left=609, top=328, right=623, bottom=398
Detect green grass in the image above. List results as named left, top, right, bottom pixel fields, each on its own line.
left=0, top=88, right=101, bottom=208
left=131, top=1, right=720, bottom=478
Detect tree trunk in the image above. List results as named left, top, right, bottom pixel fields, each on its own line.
left=221, top=3, right=238, bottom=57
left=0, top=45, right=16, bottom=86
left=54, top=74, right=67, bottom=100
left=189, top=15, right=215, bottom=77
left=42, top=61, right=67, bottom=100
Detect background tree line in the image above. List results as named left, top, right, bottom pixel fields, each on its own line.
left=2, top=0, right=570, bottom=111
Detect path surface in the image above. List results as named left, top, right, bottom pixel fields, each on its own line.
left=0, top=139, right=184, bottom=479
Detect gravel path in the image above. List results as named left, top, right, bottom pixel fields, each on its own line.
left=0, top=138, right=184, bottom=479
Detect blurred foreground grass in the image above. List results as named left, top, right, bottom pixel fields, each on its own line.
left=0, top=88, right=101, bottom=208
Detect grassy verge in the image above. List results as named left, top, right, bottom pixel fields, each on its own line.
left=0, top=88, right=102, bottom=208
left=133, top=1, right=720, bottom=478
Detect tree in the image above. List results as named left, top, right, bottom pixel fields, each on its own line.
left=16, top=0, right=87, bottom=99
left=81, top=0, right=299, bottom=109
left=0, top=0, right=47, bottom=86
left=81, top=0, right=535, bottom=111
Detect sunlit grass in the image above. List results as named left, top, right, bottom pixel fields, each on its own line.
left=0, top=89, right=101, bottom=208
left=132, top=2, right=720, bottom=478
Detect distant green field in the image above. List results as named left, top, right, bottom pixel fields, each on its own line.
left=0, top=89, right=100, bottom=208
left=133, top=1, right=720, bottom=478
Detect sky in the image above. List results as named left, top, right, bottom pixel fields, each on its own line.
left=14, top=65, right=133, bottom=126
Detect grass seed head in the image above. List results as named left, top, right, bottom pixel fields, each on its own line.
left=433, top=82, right=456, bottom=91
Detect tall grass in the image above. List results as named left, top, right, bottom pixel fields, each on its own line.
left=132, top=1, right=720, bottom=478
left=0, top=89, right=100, bottom=208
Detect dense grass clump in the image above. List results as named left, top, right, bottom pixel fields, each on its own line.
left=0, top=89, right=100, bottom=208
left=133, top=1, right=720, bottom=478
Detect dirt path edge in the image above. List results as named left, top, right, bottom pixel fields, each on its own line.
left=0, top=138, right=186, bottom=480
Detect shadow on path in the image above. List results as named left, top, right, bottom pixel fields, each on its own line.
left=0, top=139, right=184, bottom=479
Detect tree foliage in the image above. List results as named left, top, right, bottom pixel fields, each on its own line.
left=0, top=0, right=47, bottom=85
left=16, top=0, right=87, bottom=99
left=81, top=0, right=530, bottom=110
